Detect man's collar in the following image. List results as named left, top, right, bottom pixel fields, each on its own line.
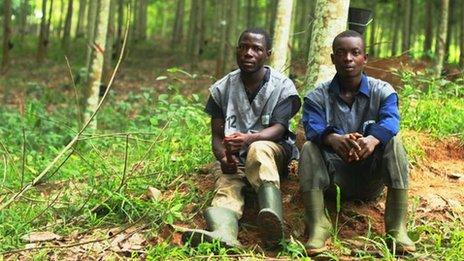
left=329, top=73, right=369, bottom=97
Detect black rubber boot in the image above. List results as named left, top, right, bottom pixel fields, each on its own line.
left=182, top=207, right=241, bottom=248
left=385, top=188, right=416, bottom=253
left=257, top=182, right=284, bottom=249
left=302, top=189, right=332, bottom=255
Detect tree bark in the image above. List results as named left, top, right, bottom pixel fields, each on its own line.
left=401, top=0, right=412, bottom=54
left=171, top=0, right=185, bottom=46
left=460, top=0, right=464, bottom=68
left=75, top=0, right=87, bottom=38
left=86, top=0, right=99, bottom=74
left=368, top=0, right=377, bottom=57
left=423, top=0, right=433, bottom=54
left=19, top=0, right=29, bottom=40
left=215, top=0, right=227, bottom=78
left=57, top=0, right=65, bottom=37
left=136, top=0, right=147, bottom=41
left=103, top=0, right=115, bottom=85
left=2, top=0, right=12, bottom=71
left=444, top=0, right=455, bottom=62
left=304, top=0, right=350, bottom=93
left=36, top=0, right=48, bottom=63
left=434, top=0, right=449, bottom=77
left=115, top=0, right=124, bottom=59
left=186, top=0, right=198, bottom=54
left=391, top=0, right=401, bottom=56
left=224, top=0, right=238, bottom=72
left=270, top=0, right=294, bottom=75
left=85, top=0, right=110, bottom=130
left=45, top=0, right=54, bottom=57
left=61, top=0, right=74, bottom=52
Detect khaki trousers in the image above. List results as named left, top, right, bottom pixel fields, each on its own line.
left=211, top=141, right=287, bottom=218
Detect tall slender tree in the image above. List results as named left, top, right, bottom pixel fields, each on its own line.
left=2, top=0, right=12, bottom=71
left=62, top=0, right=74, bottom=52
left=215, top=0, right=227, bottom=78
left=391, top=0, right=401, bottom=56
left=103, top=0, right=115, bottom=85
left=75, top=0, right=87, bottom=38
left=401, top=0, right=412, bottom=54
left=36, top=0, right=48, bottom=63
left=368, top=0, right=377, bottom=56
left=225, top=0, right=238, bottom=72
left=85, top=0, right=110, bottom=130
left=423, top=0, right=433, bottom=54
left=171, top=0, right=185, bottom=47
left=444, top=0, right=455, bottom=62
left=434, top=0, right=449, bottom=77
left=86, top=0, right=99, bottom=74
left=304, top=0, right=350, bottom=93
left=270, top=0, right=294, bottom=75
left=19, top=0, right=29, bottom=40
left=460, top=1, right=464, bottom=68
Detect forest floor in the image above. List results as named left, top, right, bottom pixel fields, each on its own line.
left=1, top=45, right=464, bottom=259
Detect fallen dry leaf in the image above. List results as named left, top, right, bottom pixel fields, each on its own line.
left=21, top=231, right=62, bottom=243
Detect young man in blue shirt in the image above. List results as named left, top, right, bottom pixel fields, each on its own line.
left=299, top=30, right=415, bottom=255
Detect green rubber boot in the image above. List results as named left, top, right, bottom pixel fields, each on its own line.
left=385, top=188, right=416, bottom=253
left=257, top=182, right=284, bottom=249
left=182, top=207, right=241, bottom=248
left=302, top=190, right=332, bottom=255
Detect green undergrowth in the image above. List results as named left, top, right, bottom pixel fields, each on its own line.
left=1, top=70, right=464, bottom=259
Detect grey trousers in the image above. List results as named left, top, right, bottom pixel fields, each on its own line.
left=298, top=136, right=409, bottom=201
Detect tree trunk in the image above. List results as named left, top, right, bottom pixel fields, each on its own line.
left=137, top=0, right=147, bottom=41
left=423, top=0, right=433, bottom=54
left=57, top=0, right=65, bottom=37
left=115, top=0, right=124, bottom=59
left=19, top=0, right=29, bottom=40
left=192, top=0, right=203, bottom=65
left=444, top=0, right=455, bottom=62
left=85, top=0, right=110, bottom=130
left=186, top=0, right=196, bottom=54
left=224, top=0, right=238, bottom=72
left=45, top=0, right=54, bottom=57
left=391, top=0, right=401, bottom=56
left=303, top=0, right=350, bottom=93
left=86, top=0, right=99, bottom=74
left=62, top=0, right=74, bottom=52
left=270, top=0, right=294, bottom=75
left=103, top=0, right=115, bottom=85
left=460, top=1, right=464, bottom=68
left=368, top=0, right=377, bottom=57
left=434, top=0, right=449, bottom=78
left=2, top=0, right=12, bottom=71
left=246, top=0, right=253, bottom=27
left=75, top=0, right=87, bottom=38
left=36, top=0, right=48, bottom=63
left=401, top=0, right=412, bottom=54
left=268, top=0, right=278, bottom=37
left=171, top=0, right=185, bottom=47
left=215, top=0, right=227, bottom=78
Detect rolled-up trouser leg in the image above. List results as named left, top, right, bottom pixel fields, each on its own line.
left=244, top=140, right=286, bottom=191
left=298, top=141, right=331, bottom=193
left=211, top=166, right=246, bottom=218
left=381, top=136, right=409, bottom=189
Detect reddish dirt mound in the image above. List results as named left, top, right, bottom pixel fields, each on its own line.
left=176, top=135, right=464, bottom=256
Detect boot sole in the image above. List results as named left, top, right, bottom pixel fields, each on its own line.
left=257, top=208, right=284, bottom=249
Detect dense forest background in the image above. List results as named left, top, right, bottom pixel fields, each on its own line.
left=0, top=0, right=463, bottom=259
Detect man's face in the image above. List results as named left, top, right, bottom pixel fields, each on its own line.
left=236, top=32, right=271, bottom=73
left=331, top=36, right=367, bottom=78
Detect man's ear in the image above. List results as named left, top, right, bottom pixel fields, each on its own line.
left=364, top=53, right=368, bottom=64
left=330, top=53, right=335, bottom=64
left=267, top=49, right=272, bottom=57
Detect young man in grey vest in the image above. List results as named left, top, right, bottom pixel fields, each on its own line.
left=299, top=30, right=415, bottom=255
left=182, top=28, right=301, bottom=249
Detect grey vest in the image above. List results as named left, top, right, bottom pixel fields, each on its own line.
left=209, top=66, right=299, bottom=162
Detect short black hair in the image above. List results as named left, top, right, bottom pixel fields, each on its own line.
left=332, top=30, right=365, bottom=52
left=238, top=27, right=272, bottom=51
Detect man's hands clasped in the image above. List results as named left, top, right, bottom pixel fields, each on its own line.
left=219, top=133, right=253, bottom=174
left=325, top=132, right=380, bottom=163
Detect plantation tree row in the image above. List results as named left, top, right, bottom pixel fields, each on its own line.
left=1, top=0, right=462, bottom=81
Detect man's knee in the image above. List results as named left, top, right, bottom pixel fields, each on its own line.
left=247, top=140, right=276, bottom=156
left=383, top=136, right=409, bottom=189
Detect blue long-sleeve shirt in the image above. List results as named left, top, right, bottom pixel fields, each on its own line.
left=302, top=74, right=400, bottom=146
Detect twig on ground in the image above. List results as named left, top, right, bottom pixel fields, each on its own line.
left=64, top=55, right=82, bottom=129
left=1, top=154, right=7, bottom=191
left=20, top=128, right=26, bottom=189
left=0, top=10, right=130, bottom=212
left=118, top=134, right=130, bottom=192
left=25, top=189, right=63, bottom=226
